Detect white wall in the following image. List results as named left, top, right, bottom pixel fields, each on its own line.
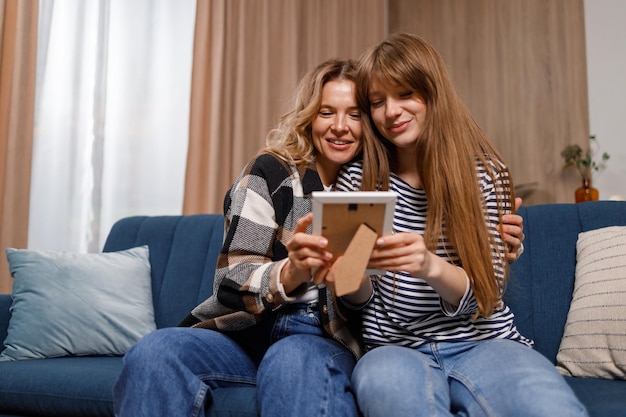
left=585, top=0, right=626, bottom=200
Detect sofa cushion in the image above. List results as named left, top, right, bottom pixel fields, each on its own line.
left=1, top=246, right=156, bottom=361
left=566, top=376, right=626, bottom=417
left=0, top=356, right=120, bottom=416
left=0, top=362, right=258, bottom=417
left=556, top=226, right=626, bottom=379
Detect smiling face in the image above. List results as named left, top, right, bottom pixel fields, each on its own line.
left=312, top=80, right=363, bottom=186
left=368, top=75, right=427, bottom=151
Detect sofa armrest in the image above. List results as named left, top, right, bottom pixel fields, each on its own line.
left=0, top=294, right=12, bottom=343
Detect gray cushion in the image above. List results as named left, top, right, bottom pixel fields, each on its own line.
left=1, top=246, right=156, bottom=361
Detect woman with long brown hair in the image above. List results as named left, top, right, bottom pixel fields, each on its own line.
left=340, top=32, right=587, bottom=417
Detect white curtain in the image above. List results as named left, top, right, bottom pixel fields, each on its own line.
left=29, top=0, right=196, bottom=253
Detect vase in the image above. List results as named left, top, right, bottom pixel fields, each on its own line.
left=575, top=178, right=599, bottom=203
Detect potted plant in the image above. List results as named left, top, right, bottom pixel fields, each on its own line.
left=561, top=134, right=610, bottom=203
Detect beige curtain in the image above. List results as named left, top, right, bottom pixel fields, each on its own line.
left=0, top=0, right=38, bottom=294
left=184, top=0, right=385, bottom=215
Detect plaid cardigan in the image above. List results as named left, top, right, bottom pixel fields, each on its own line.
left=181, top=153, right=364, bottom=359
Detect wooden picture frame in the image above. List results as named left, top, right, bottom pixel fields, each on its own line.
left=311, top=191, right=397, bottom=275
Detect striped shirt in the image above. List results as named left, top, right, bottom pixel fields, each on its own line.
left=335, top=160, right=532, bottom=351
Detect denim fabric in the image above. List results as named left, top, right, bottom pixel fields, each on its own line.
left=352, top=340, right=589, bottom=417
left=114, top=304, right=357, bottom=417
left=258, top=304, right=358, bottom=417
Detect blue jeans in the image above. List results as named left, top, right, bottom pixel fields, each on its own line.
left=113, top=303, right=358, bottom=417
left=352, top=340, right=589, bottom=417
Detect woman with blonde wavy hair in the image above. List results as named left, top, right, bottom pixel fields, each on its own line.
left=337, top=32, right=587, bottom=417
left=114, top=59, right=374, bottom=417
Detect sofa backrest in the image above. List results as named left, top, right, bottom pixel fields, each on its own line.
left=102, top=214, right=224, bottom=328
left=506, top=200, right=626, bottom=364
left=46, top=202, right=626, bottom=354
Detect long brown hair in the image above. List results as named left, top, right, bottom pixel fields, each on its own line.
left=263, top=59, right=388, bottom=191
left=356, top=33, right=515, bottom=318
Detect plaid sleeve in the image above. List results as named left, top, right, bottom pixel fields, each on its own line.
left=213, top=155, right=308, bottom=314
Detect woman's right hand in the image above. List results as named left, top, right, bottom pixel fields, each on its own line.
left=370, top=231, right=467, bottom=307
left=281, top=213, right=332, bottom=292
left=369, top=231, right=431, bottom=277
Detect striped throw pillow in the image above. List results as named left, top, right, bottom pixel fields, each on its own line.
left=556, top=226, right=626, bottom=379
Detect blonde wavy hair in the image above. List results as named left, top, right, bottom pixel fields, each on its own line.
left=262, top=59, right=388, bottom=191
left=356, top=33, right=515, bottom=318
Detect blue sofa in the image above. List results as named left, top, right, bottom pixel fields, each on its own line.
left=0, top=214, right=259, bottom=417
left=1, top=202, right=625, bottom=416
left=505, top=201, right=626, bottom=417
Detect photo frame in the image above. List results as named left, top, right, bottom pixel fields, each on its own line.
left=311, top=191, right=397, bottom=275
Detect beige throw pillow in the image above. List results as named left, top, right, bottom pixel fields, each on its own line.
left=556, top=226, right=626, bottom=380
